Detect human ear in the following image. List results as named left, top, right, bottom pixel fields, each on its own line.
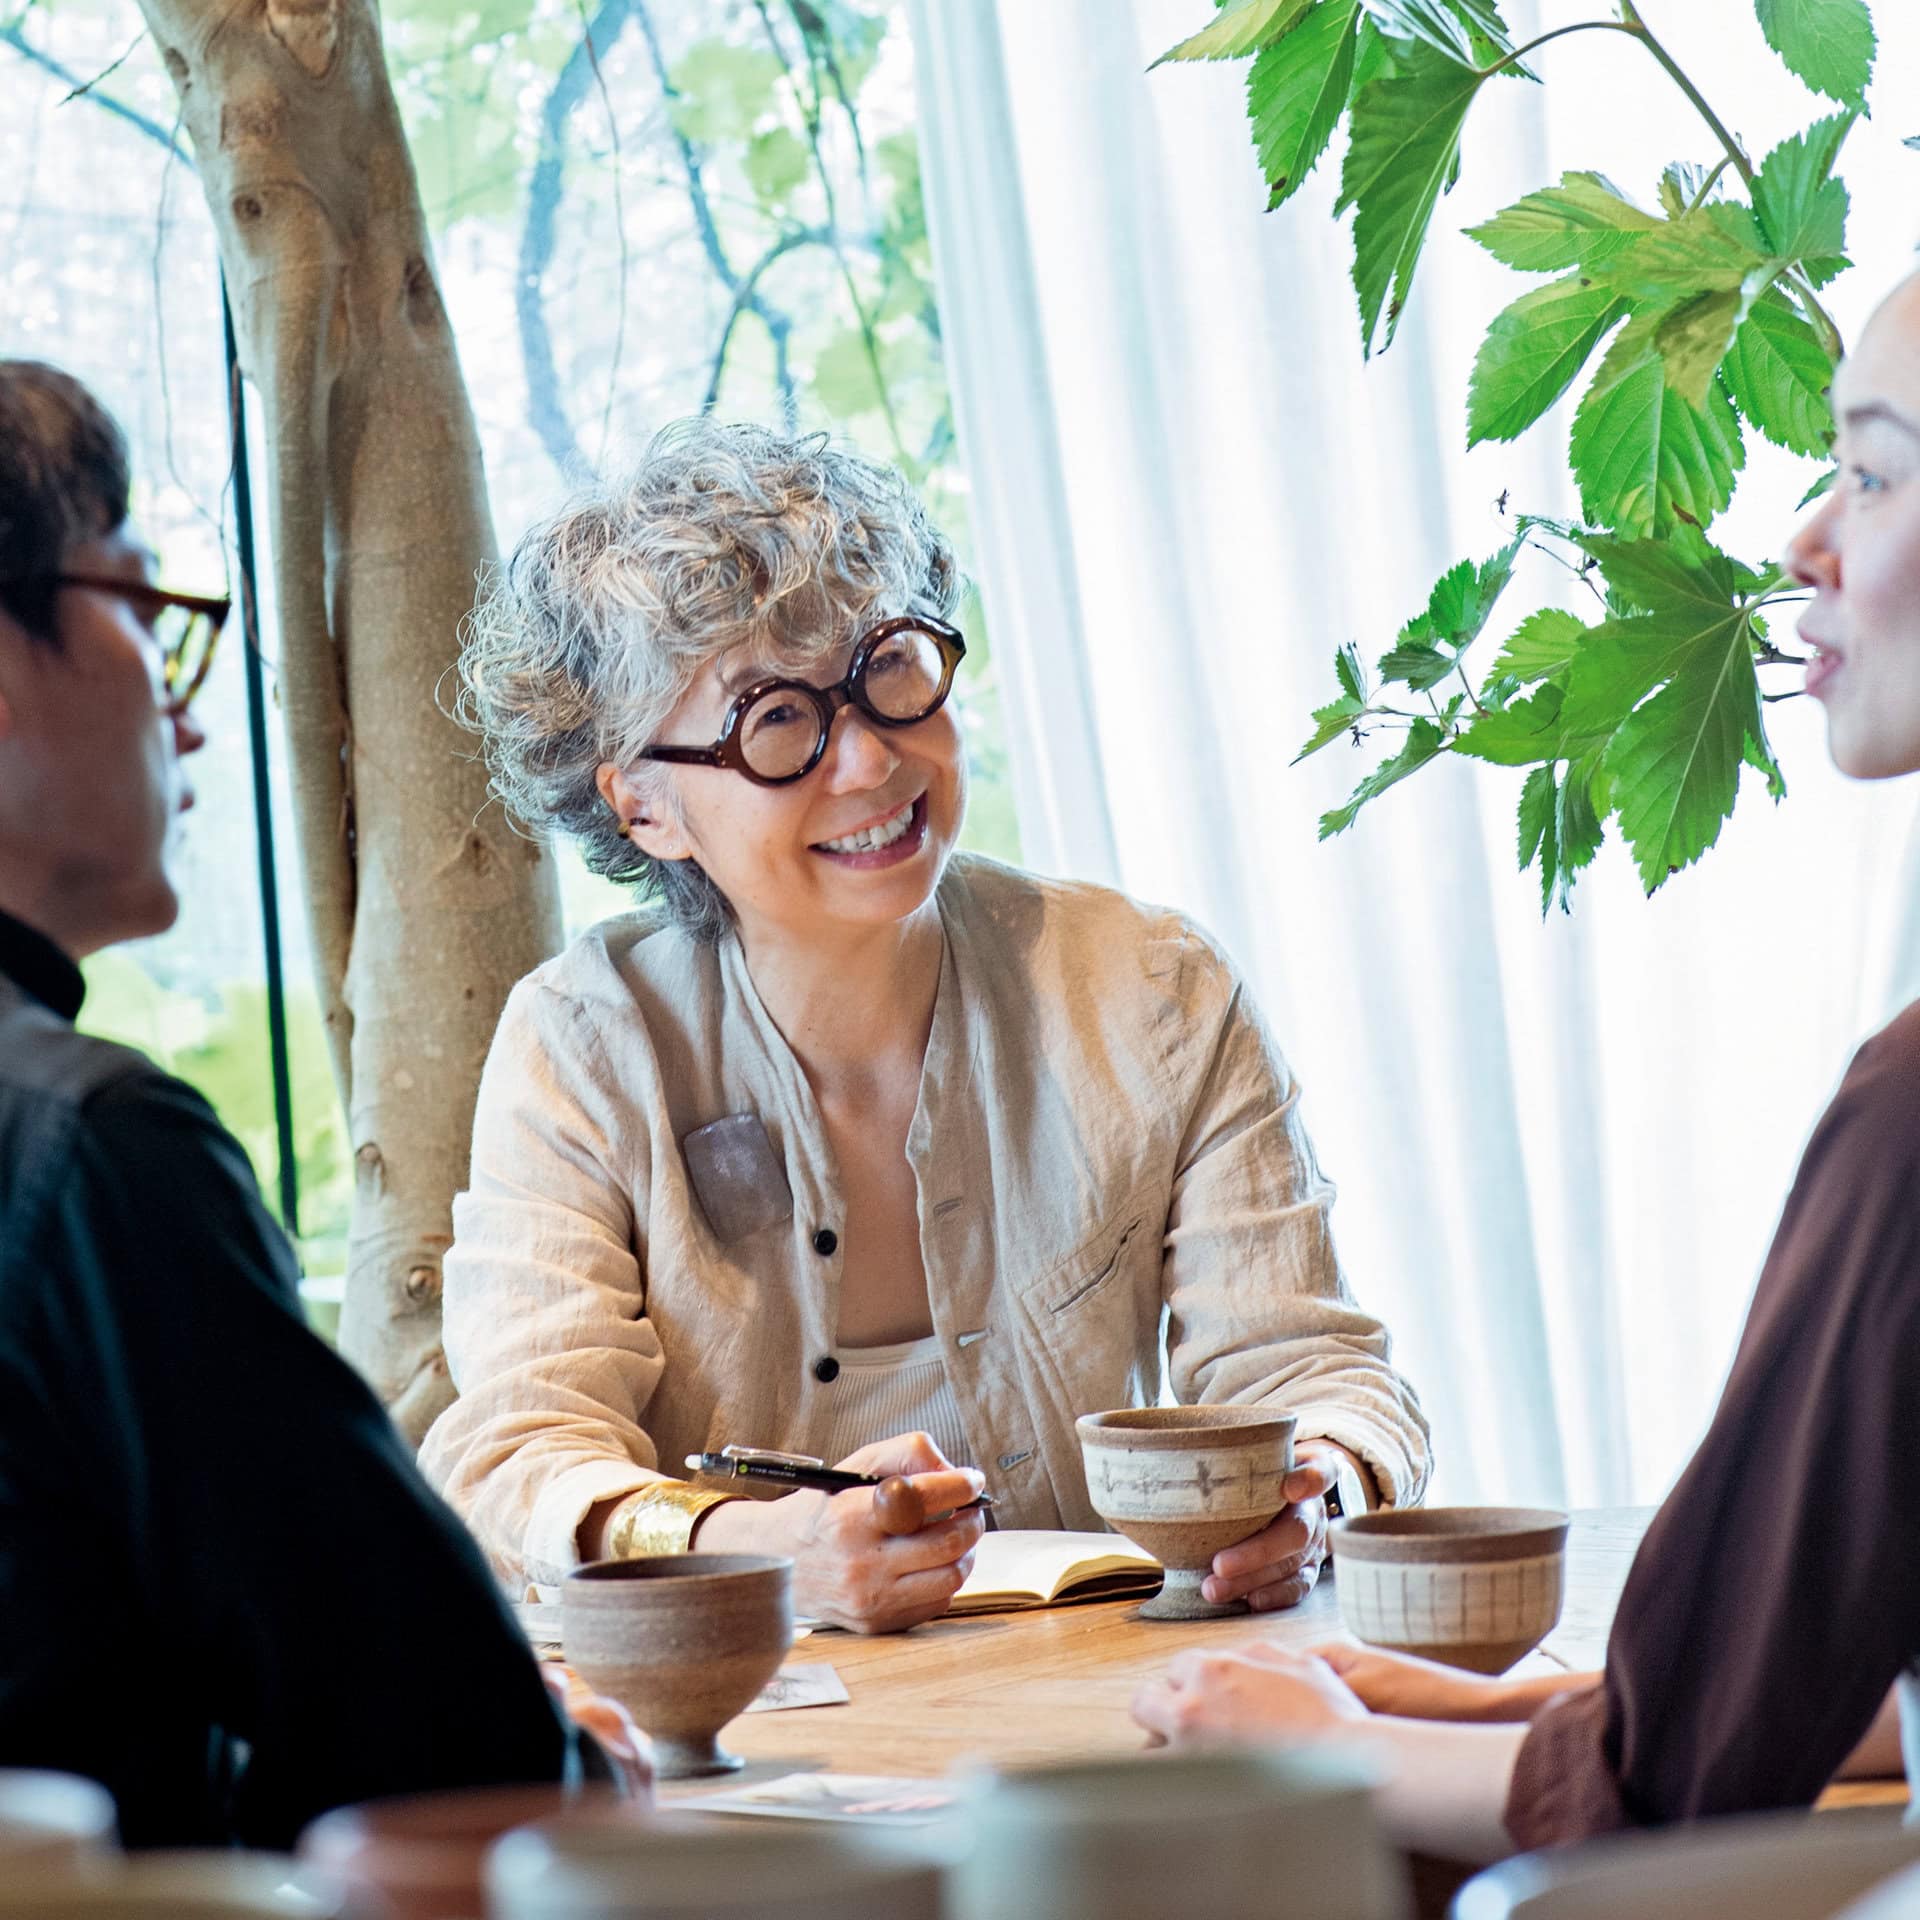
left=595, top=761, right=694, bottom=863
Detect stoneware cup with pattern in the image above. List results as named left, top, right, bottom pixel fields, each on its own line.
left=562, top=1554, right=792, bottom=1779
left=1331, top=1506, right=1570, bottom=1674
left=1075, top=1406, right=1296, bottom=1620
left=486, top=1814, right=949, bottom=1920
left=0, top=1851, right=366, bottom=1916
left=949, top=1746, right=1405, bottom=1920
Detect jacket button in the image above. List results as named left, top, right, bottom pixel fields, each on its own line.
left=812, top=1228, right=838, bottom=1257
left=813, top=1355, right=840, bottom=1383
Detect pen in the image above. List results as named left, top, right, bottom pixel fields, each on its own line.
left=686, top=1446, right=995, bottom=1516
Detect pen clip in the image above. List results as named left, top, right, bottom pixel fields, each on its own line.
left=718, top=1446, right=826, bottom=1470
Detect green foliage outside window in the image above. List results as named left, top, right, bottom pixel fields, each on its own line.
left=1159, top=0, right=1882, bottom=911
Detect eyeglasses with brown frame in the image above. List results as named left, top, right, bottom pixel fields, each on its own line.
left=13, top=573, right=233, bottom=714
left=640, top=615, right=967, bottom=787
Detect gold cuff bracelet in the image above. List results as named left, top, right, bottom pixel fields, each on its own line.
left=605, top=1482, right=741, bottom=1558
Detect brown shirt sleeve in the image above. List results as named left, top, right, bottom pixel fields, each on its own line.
left=1507, top=1002, right=1920, bottom=1850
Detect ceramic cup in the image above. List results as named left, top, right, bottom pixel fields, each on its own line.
left=562, top=1554, right=792, bottom=1778
left=1075, top=1406, right=1296, bottom=1619
left=0, top=1851, right=363, bottom=1916
left=298, top=1782, right=645, bottom=1919
left=1332, top=1506, right=1570, bottom=1674
left=949, top=1746, right=1404, bottom=1920
left=0, top=1770, right=117, bottom=1877
left=486, top=1814, right=949, bottom=1920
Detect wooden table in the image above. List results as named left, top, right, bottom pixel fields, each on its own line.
left=661, top=1509, right=1644, bottom=1794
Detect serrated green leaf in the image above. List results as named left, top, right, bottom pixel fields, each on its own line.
left=1658, top=161, right=1713, bottom=220
left=1518, top=763, right=1558, bottom=904
left=1799, top=465, right=1837, bottom=506
left=1250, top=0, right=1362, bottom=209
left=1589, top=205, right=1773, bottom=305
left=1155, top=0, right=1313, bottom=65
left=1744, top=720, right=1788, bottom=800
left=1553, top=750, right=1607, bottom=909
left=1394, top=536, right=1522, bottom=666
left=1378, top=642, right=1453, bottom=689
left=1489, top=606, right=1588, bottom=682
left=1571, top=526, right=1764, bottom=612
left=1752, top=114, right=1854, bottom=294
left=1570, top=317, right=1745, bottom=538
left=1294, top=695, right=1367, bottom=762
left=1320, top=718, right=1450, bottom=835
left=1335, top=641, right=1367, bottom=703
left=1337, top=46, right=1486, bottom=356
left=1654, top=286, right=1753, bottom=408
left=1721, top=295, right=1835, bottom=457
left=1606, top=623, right=1761, bottom=889
left=1466, top=172, right=1657, bottom=273
left=1469, top=278, right=1627, bottom=445
left=1455, top=684, right=1568, bottom=765
left=1755, top=0, right=1875, bottom=107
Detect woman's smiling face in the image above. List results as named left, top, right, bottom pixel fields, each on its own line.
left=1787, top=272, right=1920, bottom=781
left=605, top=631, right=969, bottom=948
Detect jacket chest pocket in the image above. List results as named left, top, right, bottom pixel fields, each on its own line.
left=1047, top=1213, right=1147, bottom=1315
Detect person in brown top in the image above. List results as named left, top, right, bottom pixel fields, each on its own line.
left=1129, top=266, right=1920, bottom=1860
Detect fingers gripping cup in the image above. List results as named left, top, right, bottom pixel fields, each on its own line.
left=1075, top=1408, right=1296, bottom=1621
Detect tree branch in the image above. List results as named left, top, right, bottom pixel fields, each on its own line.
left=0, top=20, right=196, bottom=167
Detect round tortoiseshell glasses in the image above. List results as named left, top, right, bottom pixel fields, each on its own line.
left=641, top=615, right=967, bottom=787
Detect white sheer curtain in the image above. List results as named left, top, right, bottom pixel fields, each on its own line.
left=910, top=0, right=1920, bottom=1507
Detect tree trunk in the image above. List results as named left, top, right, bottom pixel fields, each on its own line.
left=135, top=0, right=563, bottom=1443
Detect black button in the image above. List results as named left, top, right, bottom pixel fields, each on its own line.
left=811, top=1228, right=839, bottom=1257
left=813, top=1355, right=840, bottom=1383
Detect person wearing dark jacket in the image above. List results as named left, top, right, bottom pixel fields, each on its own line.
left=1129, top=268, right=1920, bottom=1859
left=0, top=359, right=598, bottom=1848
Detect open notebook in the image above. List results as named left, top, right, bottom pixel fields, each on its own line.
left=949, top=1528, right=1162, bottom=1615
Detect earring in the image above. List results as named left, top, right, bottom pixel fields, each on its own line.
left=615, top=817, right=634, bottom=839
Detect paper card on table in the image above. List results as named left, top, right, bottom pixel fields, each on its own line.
left=948, top=1529, right=1162, bottom=1614
left=682, top=1773, right=958, bottom=1824
left=743, top=1663, right=849, bottom=1714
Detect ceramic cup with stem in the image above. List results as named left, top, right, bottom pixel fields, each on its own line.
left=1075, top=1407, right=1296, bottom=1620
left=1331, top=1507, right=1570, bottom=1674
left=562, top=1554, right=792, bottom=1779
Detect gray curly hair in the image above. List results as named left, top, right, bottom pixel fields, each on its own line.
left=458, top=418, right=961, bottom=942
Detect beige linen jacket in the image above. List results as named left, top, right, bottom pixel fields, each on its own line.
left=421, top=855, right=1431, bottom=1590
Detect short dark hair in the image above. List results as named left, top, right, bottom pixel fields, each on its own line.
left=0, top=361, right=132, bottom=643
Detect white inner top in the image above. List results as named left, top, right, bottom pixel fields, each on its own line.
left=823, top=1333, right=975, bottom=1471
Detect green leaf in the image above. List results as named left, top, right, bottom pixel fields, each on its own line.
left=1570, top=316, right=1745, bottom=538
left=1335, top=641, right=1367, bottom=703
left=1518, top=764, right=1559, bottom=904
left=1654, top=286, right=1754, bottom=409
left=1294, top=695, right=1367, bottom=762
left=1657, top=161, right=1713, bottom=220
left=1466, top=172, right=1657, bottom=273
left=1755, top=0, right=1875, bottom=107
left=1455, top=684, right=1568, bottom=765
left=1553, top=751, right=1608, bottom=909
left=1721, top=295, right=1835, bottom=457
left=1751, top=112, right=1854, bottom=285
left=1357, top=0, right=1513, bottom=66
left=1378, top=643, right=1453, bottom=689
left=1337, top=46, right=1486, bottom=356
left=1489, top=606, right=1588, bottom=683
left=1606, top=623, right=1761, bottom=889
left=1745, top=719, right=1788, bottom=800
left=1469, top=278, right=1628, bottom=447
left=1589, top=205, right=1773, bottom=305
left=744, top=127, right=811, bottom=208
left=667, top=42, right=785, bottom=144
left=1799, top=465, right=1837, bottom=506
left=1249, top=0, right=1362, bottom=209
left=1320, top=718, right=1449, bottom=836
left=1155, top=0, right=1312, bottom=63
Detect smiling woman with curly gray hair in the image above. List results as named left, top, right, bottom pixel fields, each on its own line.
left=458, top=420, right=959, bottom=943
left=422, top=416, right=1431, bottom=1639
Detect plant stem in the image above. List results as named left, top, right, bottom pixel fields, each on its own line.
left=1617, top=2, right=1752, bottom=185
left=1683, top=155, right=1731, bottom=213
left=1785, top=269, right=1845, bottom=362
left=1478, top=19, right=1632, bottom=79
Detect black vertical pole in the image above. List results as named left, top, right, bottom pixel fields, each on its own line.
left=222, top=284, right=301, bottom=1243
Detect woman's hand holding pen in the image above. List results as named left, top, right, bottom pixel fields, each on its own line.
left=693, top=1430, right=985, bottom=1634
